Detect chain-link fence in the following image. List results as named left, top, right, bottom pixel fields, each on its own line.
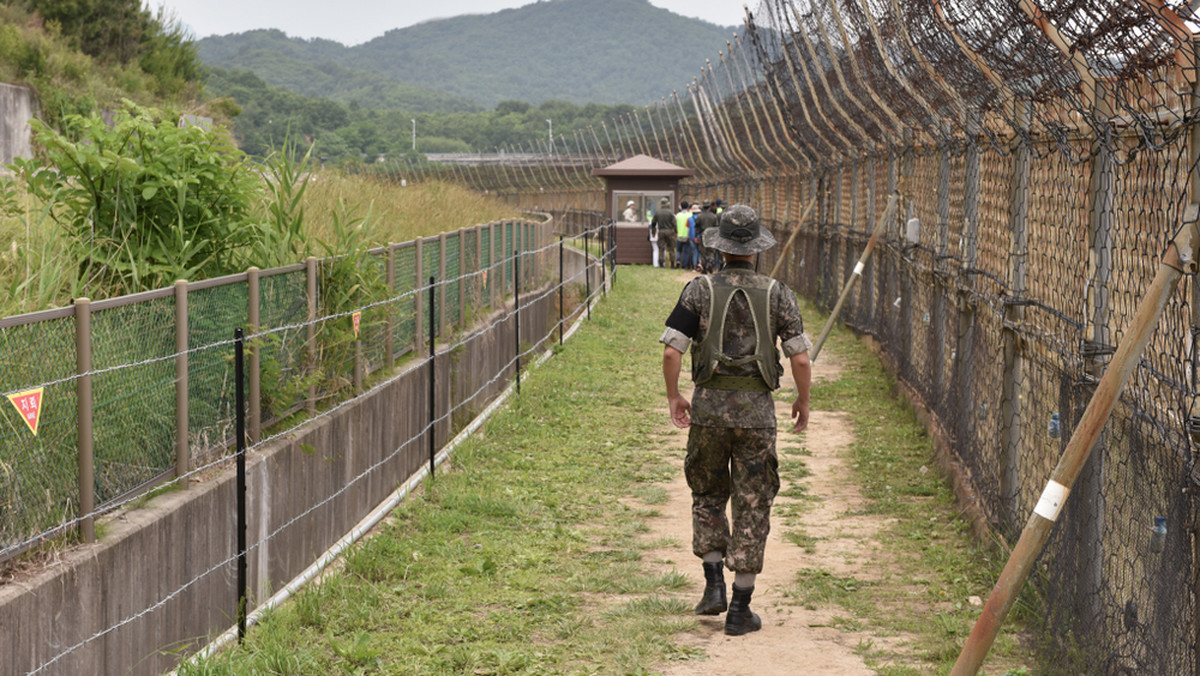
left=427, top=2, right=1200, bottom=672
left=0, top=218, right=554, bottom=565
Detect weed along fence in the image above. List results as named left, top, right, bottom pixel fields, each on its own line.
left=0, top=209, right=615, bottom=676
left=407, top=3, right=1200, bottom=673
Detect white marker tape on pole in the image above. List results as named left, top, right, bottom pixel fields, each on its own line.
left=853, top=261, right=864, bottom=276
left=1033, top=480, right=1070, bottom=521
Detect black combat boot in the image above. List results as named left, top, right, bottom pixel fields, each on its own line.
left=724, top=583, right=762, bottom=635
left=695, top=561, right=727, bottom=615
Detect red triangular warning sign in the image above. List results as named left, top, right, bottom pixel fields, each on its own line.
left=352, top=311, right=362, bottom=338
left=7, top=387, right=44, bottom=436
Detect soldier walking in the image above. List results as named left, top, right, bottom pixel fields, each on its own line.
left=659, top=204, right=812, bottom=635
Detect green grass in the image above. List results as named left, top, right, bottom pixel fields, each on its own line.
left=177, top=266, right=1042, bottom=675
left=773, top=296, right=1042, bottom=675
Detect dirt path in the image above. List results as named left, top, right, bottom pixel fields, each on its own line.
left=642, top=344, right=910, bottom=675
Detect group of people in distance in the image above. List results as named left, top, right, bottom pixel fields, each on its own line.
left=648, top=197, right=724, bottom=272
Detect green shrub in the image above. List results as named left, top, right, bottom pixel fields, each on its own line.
left=14, top=101, right=263, bottom=296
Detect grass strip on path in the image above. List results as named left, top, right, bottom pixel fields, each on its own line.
left=180, top=265, right=1040, bottom=675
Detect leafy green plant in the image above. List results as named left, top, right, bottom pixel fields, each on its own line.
left=253, top=136, right=315, bottom=266
left=328, top=631, right=381, bottom=669
left=312, top=200, right=388, bottom=398
left=13, top=100, right=262, bottom=296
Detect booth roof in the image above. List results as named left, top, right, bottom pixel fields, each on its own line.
left=591, top=154, right=695, bottom=177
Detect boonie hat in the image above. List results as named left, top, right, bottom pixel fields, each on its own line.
left=702, top=204, right=776, bottom=255
left=626, top=200, right=635, bottom=206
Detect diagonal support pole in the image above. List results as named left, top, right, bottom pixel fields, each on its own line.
left=950, top=207, right=1200, bottom=675
left=769, top=198, right=816, bottom=280
left=810, top=194, right=898, bottom=361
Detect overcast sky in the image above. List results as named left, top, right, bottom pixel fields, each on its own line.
left=151, top=0, right=749, bottom=46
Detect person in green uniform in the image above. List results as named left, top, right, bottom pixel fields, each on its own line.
left=660, top=204, right=812, bottom=636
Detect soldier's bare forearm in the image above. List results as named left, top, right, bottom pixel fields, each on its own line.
left=663, top=346, right=684, bottom=398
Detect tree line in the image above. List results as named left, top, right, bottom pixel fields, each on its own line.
left=205, top=67, right=639, bottom=165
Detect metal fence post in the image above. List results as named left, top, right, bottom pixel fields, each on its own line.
left=865, top=153, right=877, bottom=321
left=1074, top=87, right=1116, bottom=629
left=175, top=280, right=189, bottom=482
left=475, top=225, right=484, bottom=308
left=490, top=223, right=499, bottom=307
left=899, top=131, right=915, bottom=378
left=75, top=297, right=94, bottom=543
left=428, top=275, right=436, bottom=478
left=954, top=110, right=982, bottom=453
left=233, top=327, right=247, bottom=643
left=999, top=100, right=1032, bottom=528
left=515, top=249, right=521, bottom=395
left=459, top=229, right=467, bottom=328
left=438, top=233, right=448, bottom=337
left=414, top=238, right=425, bottom=354
left=585, top=228, right=591, bottom=320
left=559, top=235, right=564, bottom=345
left=934, top=125, right=952, bottom=406
left=247, top=267, right=261, bottom=444
left=306, top=257, right=317, bottom=416
left=1190, top=38, right=1200, bottom=676
left=385, top=244, right=395, bottom=370
left=886, top=142, right=899, bottom=330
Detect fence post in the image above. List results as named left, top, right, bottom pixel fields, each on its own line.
left=385, top=244, right=395, bottom=370
left=954, top=110, right=982, bottom=453
left=515, top=249, right=521, bottom=395
left=75, top=297, right=94, bottom=543
left=834, top=166, right=844, bottom=297
left=865, top=153, right=877, bottom=321
left=353, top=321, right=363, bottom=395
left=559, top=235, right=564, bottom=345
left=475, top=225, right=484, bottom=309
left=585, top=228, right=591, bottom=320
left=438, top=233, right=448, bottom=337
left=1000, top=99, right=1033, bottom=528
left=247, top=266, right=261, bottom=444
left=459, top=229, right=467, bottom=328
left=306, top=257, right=317, bottom=416
left=428, top=275, right=436, bottom=478
left=233, top=327, right=247, bottom=643
left=1076, top=84, right=1115, bottom=635
left=414, top=238, right=425, bottom=354
left=899, top=130, right=915, bottom=378
left=599, top=221, right=607, bottom=294
left=850, top=160, right=859, bottom=234
left=933, top=125, right=952, bottom=406
left=490, top=223, right=499, bottom=307
left=1190, top=38, right=1200, bottom=676
left=175, top=280, right=189, bottom=482
left=886, top=142, right=899, bottom=331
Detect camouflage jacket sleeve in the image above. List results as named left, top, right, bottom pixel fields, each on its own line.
left=773, top=282, right=813, bottom=357
left=659, top=278, right=705, bottom=353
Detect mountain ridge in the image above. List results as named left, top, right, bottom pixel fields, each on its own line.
left=197, top=0, right=739, bottom=109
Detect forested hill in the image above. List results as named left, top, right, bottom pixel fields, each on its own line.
left=197, top=0, right=738, bottom=108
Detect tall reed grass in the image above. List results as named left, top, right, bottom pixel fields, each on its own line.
left=299, top=174, right=521, bottom=247
left=0, top=170, right=520, bottom=316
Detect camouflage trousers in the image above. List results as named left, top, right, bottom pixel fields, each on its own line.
left=684, top=424, right=779, bottom=574
left=659, top=234, right=677, bottom=268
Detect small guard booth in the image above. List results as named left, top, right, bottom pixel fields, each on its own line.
left=592, top=154, right=694, bottom=264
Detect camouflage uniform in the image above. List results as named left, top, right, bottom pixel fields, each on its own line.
left=651, top=207, right=678, bottom=268
left=660, top=261, right=811, bottom=573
